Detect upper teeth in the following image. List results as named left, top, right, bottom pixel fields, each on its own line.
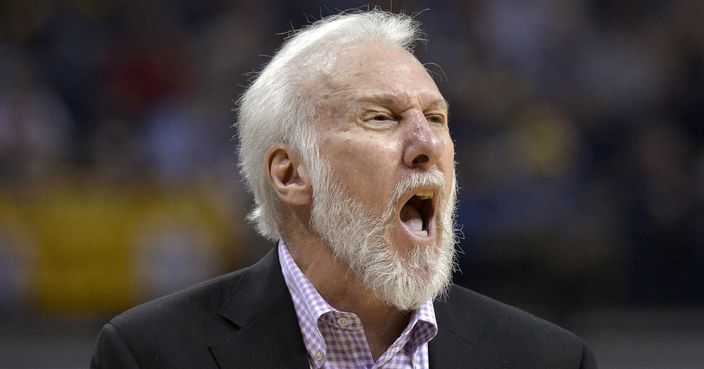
left=416, top=191, right=433, bottom=200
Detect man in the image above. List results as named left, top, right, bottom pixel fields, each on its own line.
left=92, top=10, right=597, bottom=369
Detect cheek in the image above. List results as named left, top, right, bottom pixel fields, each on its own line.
left=322, top=135, right=403, bottom=203
left=440, top=138, right=456, bottom=188
left=442, top=136, right=455, bottom=167
left=323, top=132, right=402, bottom=168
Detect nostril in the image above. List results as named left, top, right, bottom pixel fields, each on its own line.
left=412, top=154, right=429, bottom=165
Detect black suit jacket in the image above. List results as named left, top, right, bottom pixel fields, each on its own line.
left=91, top=248, right=597, bottom=368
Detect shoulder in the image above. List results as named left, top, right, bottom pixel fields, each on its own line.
left=109, top=246, right=283, bottom=334
left=433, top=284, right=595, bottom=368
left=92, top=267, right=254, bottom=369
left=102, top=267, right=253, bottom=356
left=91, top=249, right=294, bottom=369
left=441, top=284, right=579, bottom=337
left=110, top=268, right=246, bottom=333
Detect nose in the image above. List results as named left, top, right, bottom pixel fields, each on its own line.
left=402, top=113, right=445, bottom=170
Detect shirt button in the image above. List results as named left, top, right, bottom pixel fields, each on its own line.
left=337, top=317, right=350, bottom=327
left=315, top=351, right=324, bottom=361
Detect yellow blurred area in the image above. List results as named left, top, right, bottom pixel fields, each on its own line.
left=0, top=177, right=241, bottom=314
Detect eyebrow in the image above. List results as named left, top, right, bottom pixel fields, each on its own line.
left=357, top=92, right=449, bottom=112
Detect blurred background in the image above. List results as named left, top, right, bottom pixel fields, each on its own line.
left=0, top=0, right=702, bottom=368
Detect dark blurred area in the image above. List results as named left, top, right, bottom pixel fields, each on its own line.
left=0, top=0, right=702, bottom=368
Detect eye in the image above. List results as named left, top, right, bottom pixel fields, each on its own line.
left=372, top=114, right=393, bottom=120
left=425, top=114, right=446, bottom=125
left=361, top=111, right=398, bottom=130
left=368, top=112, right=395, bottom=121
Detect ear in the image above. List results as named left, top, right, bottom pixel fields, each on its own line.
left=264, top=145, right=313, bottom=206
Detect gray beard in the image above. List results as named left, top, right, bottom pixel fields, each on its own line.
left=309, top=163, right=458, bottom=311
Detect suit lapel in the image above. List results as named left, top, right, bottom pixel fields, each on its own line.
left=209, top=249, right=310, bottom=369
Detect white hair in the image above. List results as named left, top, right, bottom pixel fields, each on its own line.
left=236, top=9, right=423, bottom=240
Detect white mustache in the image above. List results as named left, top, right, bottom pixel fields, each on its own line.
left=382, top=169, right=447, bottom=223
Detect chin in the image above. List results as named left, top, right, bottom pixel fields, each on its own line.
left=403, top=264, right=433, bottom=280
left=371, top=238, right=454, bottom=311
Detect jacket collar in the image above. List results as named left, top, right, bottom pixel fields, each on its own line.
left=209, top=248, right=310, bottom=369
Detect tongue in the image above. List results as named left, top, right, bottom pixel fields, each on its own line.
left=401, top=204, right=423, bottom=232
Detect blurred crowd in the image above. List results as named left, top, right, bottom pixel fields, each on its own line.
left=0, top=0, right=702, bottom=317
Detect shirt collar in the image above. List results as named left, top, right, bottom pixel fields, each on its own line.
left=278, top=241, right=334, bottom=366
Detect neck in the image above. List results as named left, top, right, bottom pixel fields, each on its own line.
left=283, top=230, right=411, bottom=360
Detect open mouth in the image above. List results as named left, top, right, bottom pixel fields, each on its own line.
left=399, top=190, right=436, bottom=239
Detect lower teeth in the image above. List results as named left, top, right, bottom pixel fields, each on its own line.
left=414, top=230, right=428, bottom=237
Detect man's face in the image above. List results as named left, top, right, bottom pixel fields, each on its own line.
left=308, top=43, right=456, bottom=309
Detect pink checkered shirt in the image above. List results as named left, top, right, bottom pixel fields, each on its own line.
left=278, top=241, right=438, bottom=369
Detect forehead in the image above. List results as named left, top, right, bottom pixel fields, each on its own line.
left=319, top=43, right=444, bottom=106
